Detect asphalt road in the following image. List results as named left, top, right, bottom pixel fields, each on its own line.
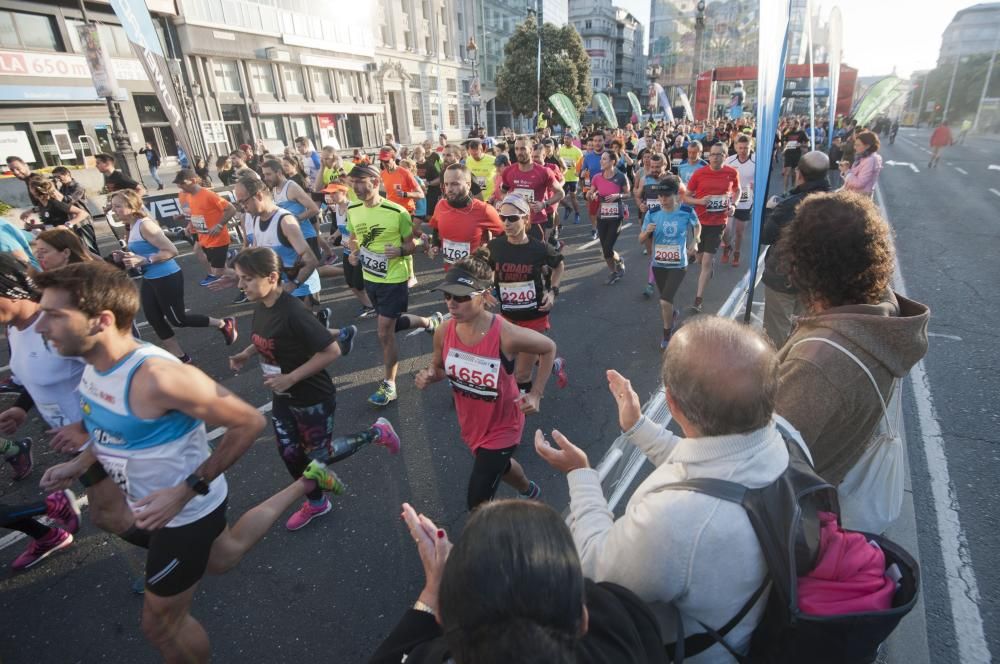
left=878, top=128, right=1000, bottom=664
left=0, top=194, right=751, bottom=663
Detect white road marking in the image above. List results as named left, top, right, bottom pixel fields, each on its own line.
left=955, top=167, right=968, bottom=175
left=207, top=401, right=274, bottom=441
left=876, top=186, right=992, bottom=664
left=886, top=160, right=920, bottom=173
left=988, top=164, right=1000, bottom=171
left=989, top=188, right=1000, bottom=198
left=927, top=332, right=963, bottom=341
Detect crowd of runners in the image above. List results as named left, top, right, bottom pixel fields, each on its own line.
left=0, top=111, right=928, bottom=663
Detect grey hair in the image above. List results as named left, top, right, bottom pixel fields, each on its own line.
left=797, top=150, right=830, bottom=181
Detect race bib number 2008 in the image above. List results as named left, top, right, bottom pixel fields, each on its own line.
left=654, top=243, right=682, bottom=266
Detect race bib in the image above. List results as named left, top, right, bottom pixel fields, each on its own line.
left=191, top=215, right=208, bottom=233
left=499, top=280, right=537, bottom=311
left=360, top=246, right=389, bottom=278
left=473, top=176, right=487, bottom=189
left=598, top=201, right=622, bottom=220
left=739, top=188, right=752, bottom=203
left=671, top=158, right=682, bottom=168
left=445, top=348, right=501, bottom=400
left=704, top=195, right=730, bottom=213
left=261, top=362, right=281, bottom=377
left=784, top=140, right=799, bottom=150
left=654, top=243, right=683, bottom=266
left=442, top=239, right=471, bottom=264
left=646, top=199, right=661, bottom=212
left=562, top=158, right=573, bottom=169
left=37, top=403, right=68, bottom=428
left=99, top=454, right=130, bottom=496
left=513, top=187, right=535, bottom=203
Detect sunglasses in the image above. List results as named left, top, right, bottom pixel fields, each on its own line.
left=500, top=214, right=525, bottom=223
left=443, top=290, right=484, bottom=303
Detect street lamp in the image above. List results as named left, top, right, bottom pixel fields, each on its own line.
left=943, top=54, right=969, bottom=122
left=467, top=37, right=482, bottom=131
left=692, top=1, right=707, bottom=102
left=527, top=2, right=542, bottom=125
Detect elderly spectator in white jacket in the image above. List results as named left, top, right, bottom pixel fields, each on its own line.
left=536, top=316, right=805, bottom=662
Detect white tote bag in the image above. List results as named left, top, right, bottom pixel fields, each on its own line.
left=792, top=337, right=904, bottom=534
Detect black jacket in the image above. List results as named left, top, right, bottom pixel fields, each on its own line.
left=368, top=580, right=667, bottom=664
left=760, top=177, right=831, bottom=293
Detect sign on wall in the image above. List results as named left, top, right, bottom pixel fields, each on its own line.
left=50, top=129, right=77, bottom=159
left=0, top=131, right=37, bottom=163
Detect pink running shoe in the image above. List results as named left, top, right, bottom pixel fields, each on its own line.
left=371, top=417, right=401, bottom=455
left=553, top=357, right=569, bottom=389
left=11, top=528, right=73, bottom=570
left=45, top=489, right=81, bottom=534
left=5, top=437, right=32, bottom=480
left=286, top=498, right=332, bottom=531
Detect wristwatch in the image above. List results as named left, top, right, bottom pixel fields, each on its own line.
left=551, top=286, right=560, bottom=296
left=185, top=473, right=210, bottom=496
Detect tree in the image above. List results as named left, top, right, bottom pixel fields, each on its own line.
left=496, top=15, right=592, bottom=118
left=917, top=54, right=997, bottom=125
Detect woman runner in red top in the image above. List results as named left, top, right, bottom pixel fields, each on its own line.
left=414, top=249, right=557, bottom=510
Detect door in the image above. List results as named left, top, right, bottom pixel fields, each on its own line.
left=388, top=91, right=401, bottom=141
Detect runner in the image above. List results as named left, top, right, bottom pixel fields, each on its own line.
left=346, top=163, right=443, bottom=407
left=465, top=139, right=496, bottom=203
left=557, top=132, right=583, bottom=224
left=261, top=159, right=322, bottom=260
left=487, top=194, right=568, bottom=391
left=228, top=247, right=399, bottom=531
left=33, top=261, right=346, bottom=663
left=633, top=152, right=668, bottom=297
left=428, top=164, right=504, bottom=270
left=22, top=176, right=99, bottom=254
left=174, top=168, right=239, bottom=286
left=677, top=140, right=707, bottom=184
left=928, top=120, right=953, bottom=168
left=683, top=142, right=741, bottom=310
left=379, top=146, right=425, bottom=213
left=638, top=177, right=701, bottom=349
left=586, top=151, right=630, bottom=284
left=414, top=250, right=555, bottom=509
left=722, top=134, right=756, bottom=267
left=318, top=182, right=376, bottom=318
left=110, top=190, right=238, bottom=362
left=780, top=119, right=809, bottom=192
left=1, top=490, right=79, bottom=570
left=579, top=133, right=606, bottom=240
left=95, top=153, right=146, bottom=196
left=500, top=137, right=564, bottom=244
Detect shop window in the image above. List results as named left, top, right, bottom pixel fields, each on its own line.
left=0, top=10, right=62, bottom=51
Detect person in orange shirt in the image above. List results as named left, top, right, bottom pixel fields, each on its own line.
left=378, top=147, right=424, bottom=213
left=429, top=163, right=504, bottom=271
left=175, top=169, right=238, bottom=286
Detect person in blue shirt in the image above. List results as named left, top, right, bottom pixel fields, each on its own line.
left=639, top=175, right=700, bottom=349
left=677, top=140, right=708, bottom=185
left=0, top=219, right=38, bottom=268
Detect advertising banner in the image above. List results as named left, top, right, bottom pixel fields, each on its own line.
left=626, top=91, right=643, bottom=119
left=548, top=93, right=582, bottom=134
left=593, top=93, right=618, bottom=128
left=826, top=7, right=842, bottom=147
left=76, top=22, right=119, bottom=98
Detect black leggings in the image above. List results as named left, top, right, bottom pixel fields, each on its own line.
left=141, top=271, right=211, bottom=340
left=467, top=445, right=517, bottom=511
left=1, top=500, right=52, bottom=539
left=597, top=217, right=623, bottom=260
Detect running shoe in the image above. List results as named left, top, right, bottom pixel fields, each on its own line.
left=553, top=357, right=569, bottom=389
left=302, top=461, right=347, bottom=495
left=520, top=481, right=541, bottom=500
left=219, top=317, right=238, bottom=346
left=285, top=497, right=333, bottom=531
left=0, top=376, right=24, bottom=394
left=371, top=417, right=401, bottom=455
left=5, top=437, right=32, bottom=480
left=357, top=306, right=377, bottom=319
left=721, top=245, right=731, bottom=264
left=199, top=274, right=220, bottom=287
left=227, top=247, right=240, bottom=264
left=424, top=311, right=445, bottom=335
left=605, top=271, right=621, bottom=285
left=643, top=283, right=655, bottom=299
left=574, top=213, right=580, bottom=225
left=731, top=251, right=741, bottom=268
left=11, top=528, right=73, bottom=570
left=232, top=291, right=249, bottom=305
left=615, top=258, right=626, bottom=275
left=45, top=489, right=81, bottom=534
left=323, top=254, right=342, bottom=267
left=642, top=247, right=648, bottom=255
left=315, top=307, right=332, bottom=329
left=660, top=338, right=671, bottom=351
left=338, top=325, right=357, bottom=356
left=557, top=239, right=567, bottom=252
left=368, top=380, right=398, bottom=407
left=591, top=229, right=598, bottom=241
left=179, top=353, right=194, bottom=365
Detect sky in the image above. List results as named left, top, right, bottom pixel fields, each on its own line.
left=612, top=0, right=982, bottom=78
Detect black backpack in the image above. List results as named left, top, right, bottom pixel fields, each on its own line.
left=663, top=428, right=919, bottom=663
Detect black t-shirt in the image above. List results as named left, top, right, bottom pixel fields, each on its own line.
left=250, top=292, right=336, bottom=406
left=424, top=153, right=443, bottom=191
left=104, top=170, right=140, bottom=192
left=783, top=130, right=809, bottom=152
left=40, top=197, right=76, bottom=226
left=487, top=235, right=563, bottom=321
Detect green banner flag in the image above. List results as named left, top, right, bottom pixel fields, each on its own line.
left=548, top=93, right=582, bottom=134
left=593, top=93, right=619, bottom=128
left=852, top=76, right=905, bottom=128
left=626, top=91, right=643, bottom=119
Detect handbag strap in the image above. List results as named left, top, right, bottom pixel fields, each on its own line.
left=790, top=337, right=895, bottom=437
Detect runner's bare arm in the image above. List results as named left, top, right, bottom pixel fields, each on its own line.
left=290, top=182, right=321, bottom=220
left=415, top=322, right=447, bottom=388
left=279, top=214, right=319, bottom=286
left=501, top=320, right=556, bottom=406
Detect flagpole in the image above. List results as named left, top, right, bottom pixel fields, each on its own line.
left=806, top=0, right=816, bottom=146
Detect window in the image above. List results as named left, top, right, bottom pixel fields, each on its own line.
left=428, top=76, right=438, bottom=90
left=585, top=20, right=592, bottom=29
left=594, top=78, right=600, bottom=88
left=312, top=69, right=332, bottom=99
left=213, top=60, right=242, bottom=93
left=446, top=79, right=457, bottom=93
left=65, top=19, right=131, bottom=57
left=282, top=65, right=305, bottom=96
left=425, top=34, right=432, bottom=54
left=0, top=10, right=62, bottom=51
left=335, top=70, right=351, bottom=100
left=249, top=62, right=276, bottom=95
left=448, top=101, right=458, bottom=128
left=411, top=92, right=424, bottom=129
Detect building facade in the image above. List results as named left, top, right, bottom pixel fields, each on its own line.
left=0, top=0, right=177, bottom=169
left=938, top=2, right=1000, bottom=65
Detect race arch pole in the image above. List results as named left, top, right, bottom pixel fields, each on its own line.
left=743, top=0, right=793, bottom=324
left=805, top=0, right=817, bottom=146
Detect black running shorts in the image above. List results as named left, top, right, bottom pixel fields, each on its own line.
left=697, top=225, right=725, bottom=255
left=652, top=266, right=687, bottom=303
left=144, top=499, right=227, bottom=597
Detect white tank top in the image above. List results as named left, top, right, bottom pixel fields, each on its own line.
left=7, top=317, right=85, bottom=428
left=725, top=153, right=756, bottom=210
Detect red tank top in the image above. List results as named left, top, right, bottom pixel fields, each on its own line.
left=442, top=315, right=524, bottom=452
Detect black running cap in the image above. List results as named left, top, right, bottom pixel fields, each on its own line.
left=433, top=267, right=492, bottom=296
left=649, top=181, right=680, bottom=197
left=0, top=253, right=39, bottom=302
